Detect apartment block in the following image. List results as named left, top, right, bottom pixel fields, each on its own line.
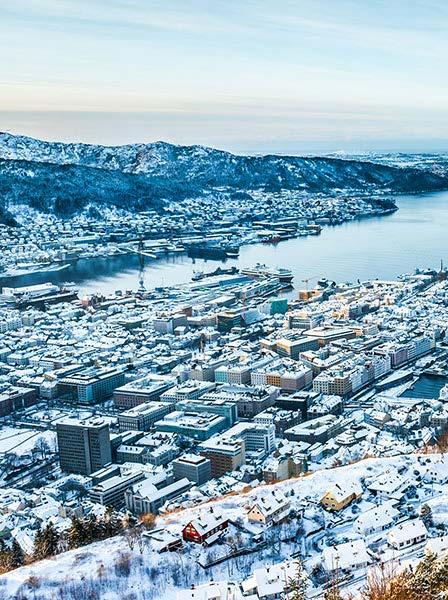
left=200, top=438, right=245, bottom=478
left=172, top=454, right=212, bottom=485
left=56, top=417, right=112, bottom=475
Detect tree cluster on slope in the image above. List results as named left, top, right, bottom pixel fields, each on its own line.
left=0, top=506, right=139, bottom=574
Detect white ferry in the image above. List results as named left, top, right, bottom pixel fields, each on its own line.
left=241, top=263, right=294, bottom=284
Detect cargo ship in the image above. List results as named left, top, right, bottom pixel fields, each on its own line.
left=186, top=243, right=240, bottom=260
left=192, top=266, right=239, bottom=281
left=2, top=262, right=70, bottom=278
left=241, top=263, right=294, bottom=284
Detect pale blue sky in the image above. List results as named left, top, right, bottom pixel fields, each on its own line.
left=1, top=0, right=448, bottom=152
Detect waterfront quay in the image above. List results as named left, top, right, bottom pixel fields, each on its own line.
left=0, top=187, right=394, bottom=279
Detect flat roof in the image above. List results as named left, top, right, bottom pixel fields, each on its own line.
left=174, top=454, right=209, bottom=466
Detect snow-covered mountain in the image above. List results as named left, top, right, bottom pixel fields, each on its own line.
left=0, top=158, right=192, bottom=217
left=2, top=132, right=448, bottom=190
left=0, top=133, right=448, bottom=221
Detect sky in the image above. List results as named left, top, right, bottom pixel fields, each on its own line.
left=1, top=0, right=448, bottom=153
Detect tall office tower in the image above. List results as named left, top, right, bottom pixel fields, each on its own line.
left=56, top=417, right=112, bottom=475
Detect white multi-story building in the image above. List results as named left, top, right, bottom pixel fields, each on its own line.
left=225, top=422, right=276, bottom=455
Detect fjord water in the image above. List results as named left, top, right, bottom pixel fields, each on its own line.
left=3, top=190, right=448, bottom=295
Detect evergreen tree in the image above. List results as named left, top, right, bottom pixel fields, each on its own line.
left=34, top=523, right=60, bottom=559
left=412, top=551, right=440, bottom=598
left=33, top=526, right=44, bottom=560
left=104, top=509, right=123, bottom=538
left=435, top=555, right=448, bottom=591
left=420, top=504, right=433, bottom=528
left=323, top=587, right=343, bottom=600
left=0, top=539, right=11, bottom=572
left=44, top=522, right=60, bottom=557
left=67, top=517, right=86, bottom=550
left=9, top=539, right=24, bottom=569
left=287, top=560, right=308, bottom=600
left=123, top=512, right=138, bottom=530
left=323, top=569, right=343, bottom=600
left=85, top=513, right=99, bottom=543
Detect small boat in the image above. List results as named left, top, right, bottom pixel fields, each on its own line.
left=261, top=235, right=282, bottom=244
left=226, top=249, right=240, bottom=258
left=169, top=244, right=186, bottom=253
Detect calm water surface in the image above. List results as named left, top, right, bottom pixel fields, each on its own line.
left=401, top=375, right=448, bottom=399
left=2, top=190, right=448, bottom=295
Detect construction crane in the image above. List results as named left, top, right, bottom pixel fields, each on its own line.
left=137, top=238, right=146, bottom=293
left=301, top=275, right=320, bottom=292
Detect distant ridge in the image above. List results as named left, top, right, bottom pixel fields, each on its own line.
left=0, top=132, right=447, bottom=221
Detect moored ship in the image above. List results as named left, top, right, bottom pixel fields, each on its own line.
left=186, top=242, right=240, bottom=260
left=241, top=263, right=294, bottom=284
left=2, top=262, right=70, bottom=278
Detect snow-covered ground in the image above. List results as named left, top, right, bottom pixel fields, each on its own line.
left=1, top=452, right=445, bottom=599
left=0, top=427, right=56, bottom=457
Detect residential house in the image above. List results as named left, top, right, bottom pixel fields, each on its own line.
left=241, top=560, right=306, bottom=599
left=183, top=509, right=229, bottom=545
left=423, top=462, right=448, bottom=485
left=388, top=519, right=427, bottom=550
left=247, top=490, right=291, bottom=526
left=323, top=539, right=371, bottom=573
left=426, top=535, right=448, bottom=557
left=354, top=501, right=399, bottom=536
left=367, top=470, right=411, bottom=501
left=177, top=582, right=242, bottom=600
left=320, top=480, right=362, bottom=512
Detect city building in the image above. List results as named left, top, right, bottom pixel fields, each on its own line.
left=216, top=384, right=279, bottom=419
left=313, top=370, right=352, bottom=397
left=125, top=478, right=191, bottom=515
left=59, top=367, right=125, bottom=404
left=200, top=438, right=245, bottom=477
left=284, top=415, right=348, bottom=444
left=254, top=407, right=302, bottom=436
left=275, top=337, right=319, bottom=359
left=225, top=422, right=276, bottom=455
left=0, top=386, right=38, bottom=417
left=216, top=309, right=245, bottom=333
left=160, top=380, right=216, bottom=403
left=118, top=401, right=175, bottom=432
left=56, top=417, right=112, bottom=475
left=113, top=375, right=176, bottom=409
left=176, top=397, right=238, bottom=426
left=172, top=454, right=212, bottom=485
left=88, top=471, right=145, bottom=509
left=154, top=411, right=228, bottom=440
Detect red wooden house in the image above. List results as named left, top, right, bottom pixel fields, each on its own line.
left=182, top=510, right=229, bottom=544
